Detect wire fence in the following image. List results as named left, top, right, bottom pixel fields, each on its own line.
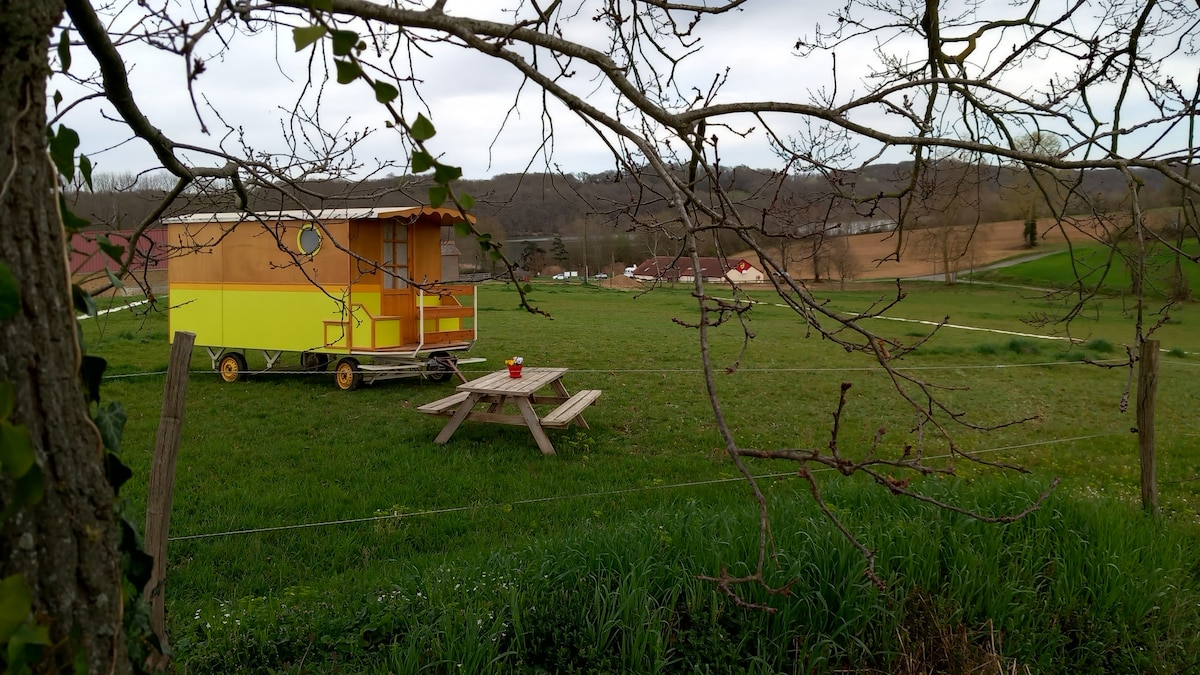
left=100, top=358, right=1139, bottom=382
left=169, top=432, right=1126, bottom=542
left=83, top=296, right=1194, bottom=543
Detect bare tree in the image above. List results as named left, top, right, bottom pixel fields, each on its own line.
left=829, top=235, right=858, bottom=290
left=1014, top=133, right=1065, bottom=247
left=4, top=1, right=1200, bottom=666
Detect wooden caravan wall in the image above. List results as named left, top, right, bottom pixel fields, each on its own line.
left=169, top=219, right=352, bottom=352
left=345, top=214, right=455, bottom=347
left=410, top=215, right=446, bottom=285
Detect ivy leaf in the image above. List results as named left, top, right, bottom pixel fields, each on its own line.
left=79, top=154, right=93, bottom=191
left=433, top=162, right=462, bottom=184
left=48, top=125, right=80, bottom=181
left=410, top=114, right=436, bottom=142
left=0, top=381, right=12, bottom=421
left=105, top=453, right=133, bottom=493
left=373, top=80, right=398, bottom=104
left=58, top=29, right=71, bottom=73
left=0, top=574, right=32, bottom=643
left=0, top=261, right=18, bottom=321
left=94, top=401, right=127, bottom=454
left=105, top=268, right=125, bottom=292
left=453, top=221, right=472, bottom=237
left=411, top=151, right=433, bottom=173
left=428, top=185, right=448, bottom=208
left=79, top=355, right=106, bottom=404
left=331, top=30, right=359, bottom=56
left=8, top=621, right=51, bottom=653
left=0, top=423, right=35, bottom=477
left=334, top=59, right=361, bottom=84
left=10, top=622, right=49, bottom=646
left=72, top=284, right=96, bottom=318
left=457, top=192, right=476, bottom=210
left=3, top=465, right=44, bottom=521
left=521, top=284, right=534, bottom=294
left=97, top=235, right=125, bottom=263
left=120, top=519, right=154, bottom=588
left=5, top=620, right=51, bottom=674
left=53, top=90, right=62, bottom=111
left=292, top=25, right=327, bottom=52
left=59, top=194, right=89, bottom=232
left=488, top=248, right=503, bottom=261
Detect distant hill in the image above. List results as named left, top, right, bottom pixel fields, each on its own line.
left=64, top=161, right=1184, bottom=245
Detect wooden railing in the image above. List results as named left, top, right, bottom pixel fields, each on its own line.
left=417, top=284, right=477, bottom=347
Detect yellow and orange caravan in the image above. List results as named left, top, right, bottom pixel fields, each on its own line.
left=165, top=206, right=481, bottom=390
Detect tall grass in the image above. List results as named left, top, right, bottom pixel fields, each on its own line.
left=175, top=479, right=1200, bottom=673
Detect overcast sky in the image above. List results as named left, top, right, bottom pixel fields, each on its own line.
left=54, top=1, right=1198, bottom=183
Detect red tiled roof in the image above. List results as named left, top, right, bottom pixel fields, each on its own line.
left=630, top=256, right=754, bottom=280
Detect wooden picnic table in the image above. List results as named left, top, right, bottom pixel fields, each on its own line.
left=417, top=367, right=601, bottom=455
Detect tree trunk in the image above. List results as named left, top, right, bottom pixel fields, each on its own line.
left=0, top=2, right=130, bottom=672
left=1137, top=339, right=1159, bottom=515
left=941, top=234, right=954, bottom=285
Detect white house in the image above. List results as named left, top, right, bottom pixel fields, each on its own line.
left=629, top=256, right=764, bottom=283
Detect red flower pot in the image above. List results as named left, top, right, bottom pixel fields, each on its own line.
left=507, top=364, right=523, bottom=378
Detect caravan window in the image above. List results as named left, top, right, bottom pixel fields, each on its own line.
left=382, top=222, right=409, bottom=289
left=297, top=223, right=322, bottom=256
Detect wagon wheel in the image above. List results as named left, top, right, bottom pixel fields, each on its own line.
left=301, top=351, right=331, bottom=372
left=424, top=351, right=456, bottom=383
left=334, top=357, right=363, bottom=391
left=218, top=352, right=248, bottom=383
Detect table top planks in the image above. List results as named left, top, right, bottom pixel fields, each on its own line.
left=457, top=367, right=568, bottom=396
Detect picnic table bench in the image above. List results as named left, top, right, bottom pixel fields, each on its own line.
left=418, top=367, right=601, bottom=455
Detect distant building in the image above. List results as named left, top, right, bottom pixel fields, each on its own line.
left=69, top=227, right=169, bottom=275
left=629, top=256, right=764, bottom=283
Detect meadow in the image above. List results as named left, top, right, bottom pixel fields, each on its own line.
left=83, top=279, right=1200, bottom=673
left=971, top=239, right=1200, bottom=298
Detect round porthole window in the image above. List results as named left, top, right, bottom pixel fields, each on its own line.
left=297, top=223, right=322, bottom=256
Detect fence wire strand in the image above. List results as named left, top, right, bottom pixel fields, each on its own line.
left=97, top=358, right=1138, bottom=382
left=168, top=432, right=1123, bottom=542
left=84, top=300, right=1186, bottom=541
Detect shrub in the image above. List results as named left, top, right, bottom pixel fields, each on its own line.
left=1006, top=338, right=1042, bottom=355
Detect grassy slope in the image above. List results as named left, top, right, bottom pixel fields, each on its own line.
left=81, top=279, right=1200, bottom=671
left=971, top=240, right=1200, bottom=297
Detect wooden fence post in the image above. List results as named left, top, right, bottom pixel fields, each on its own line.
left=144, top=330, right=195, bottom=668
left=1137, top=339, right=1159, bottom=516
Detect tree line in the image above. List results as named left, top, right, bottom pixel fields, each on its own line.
left=65, top=158, right=1186, bottom=279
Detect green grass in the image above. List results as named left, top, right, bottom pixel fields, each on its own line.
left=971, top=240, right=1200, bottom=298
left=80, top=282, right=1200, bottom=672
left=176, top=481, right=1200, bottom=674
